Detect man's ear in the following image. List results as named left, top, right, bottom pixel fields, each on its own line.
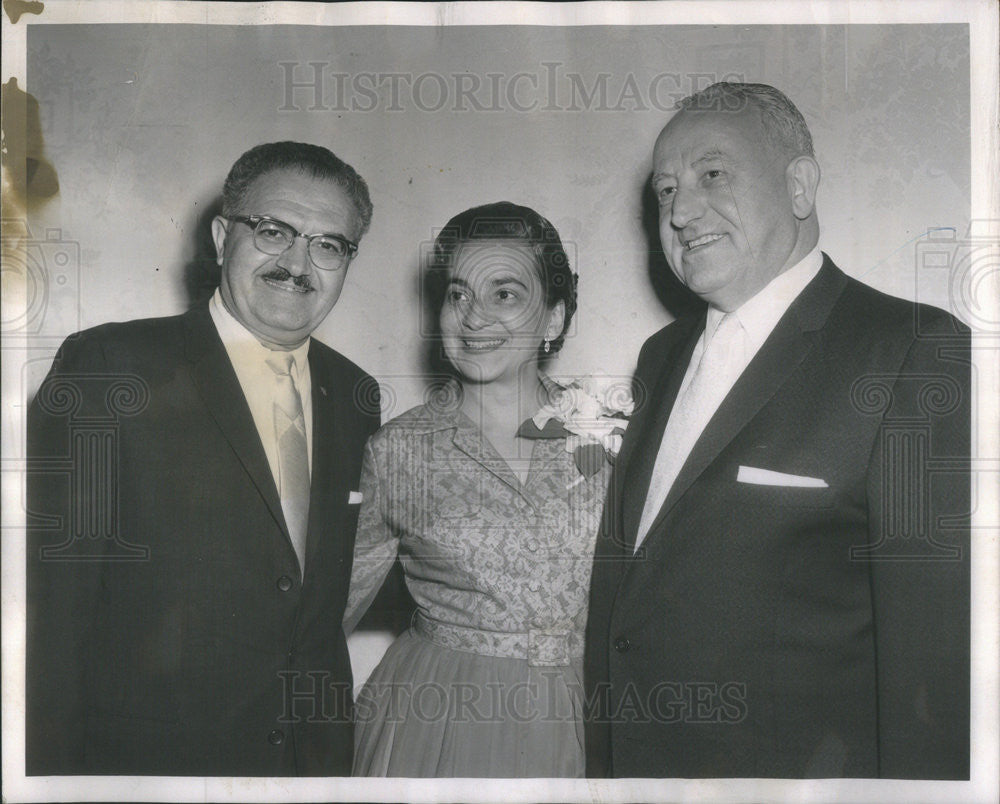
left=210, top=215, right=230, bottom=267
left=787, top=155, right=821, bottom=220
left=546, top=300, right=566, bottom=341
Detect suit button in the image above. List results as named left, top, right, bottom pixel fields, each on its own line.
left=276, top=576, right=293, bottom=592
left=267, top=729, right=285, bottom=745
left=614, top=637, right=630, bottom=653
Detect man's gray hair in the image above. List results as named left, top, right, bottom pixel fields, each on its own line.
left=677, top=82, right=814, bottom=160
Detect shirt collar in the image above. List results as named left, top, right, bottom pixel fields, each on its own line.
left=709, top=247, right=823, bottom=353
left=405, top=374, right=564, bottom=436
left=209, top=288, right=311, bottom=374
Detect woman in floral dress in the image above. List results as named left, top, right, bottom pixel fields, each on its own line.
left=343, top=202, right=621, bottom=777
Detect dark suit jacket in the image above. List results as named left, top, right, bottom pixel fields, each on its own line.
left=26, top=304, right=380, bottom=775
left=584, top=257, right=970, bottom=779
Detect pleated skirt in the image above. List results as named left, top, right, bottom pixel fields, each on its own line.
left=352, top=629, right=585, bottom=777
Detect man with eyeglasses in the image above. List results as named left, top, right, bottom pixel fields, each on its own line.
left=27, top=142, right=381, bottom=775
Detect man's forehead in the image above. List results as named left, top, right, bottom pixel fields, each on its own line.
left=654, top=109, right=759, bottom=163
left=241, top=168, right=361, bottom=235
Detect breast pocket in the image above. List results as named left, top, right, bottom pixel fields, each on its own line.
left=736, top=481, right=835, bottom=510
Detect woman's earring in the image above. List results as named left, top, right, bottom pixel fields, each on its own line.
left=543, top=339, right=551, bottom=354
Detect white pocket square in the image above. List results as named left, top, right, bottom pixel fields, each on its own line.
left=348, top=491, right=363, bottom=504
left=737, top=466, right=828, bottom=488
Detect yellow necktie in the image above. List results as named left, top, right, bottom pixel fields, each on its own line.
left=266, top=351, right=310, bottom=574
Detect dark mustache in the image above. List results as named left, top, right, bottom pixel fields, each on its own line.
left=261, top=267, right=313, bottom=290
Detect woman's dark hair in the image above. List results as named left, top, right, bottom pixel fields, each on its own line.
left=427, top=201, right=578, bottom=356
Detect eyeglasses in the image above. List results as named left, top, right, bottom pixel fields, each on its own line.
left=231, top=215, right=358, bottom=271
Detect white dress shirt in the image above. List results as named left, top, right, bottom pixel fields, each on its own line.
left=635, top=248, right=823, bottom=549
left=209, top=289, right=313, bottom=477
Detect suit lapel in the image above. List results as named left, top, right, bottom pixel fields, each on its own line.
left=634, top=256, right=849, bottom=553
left=183, top=306, right=289, bottom=540
left=303, top=344, right=349, bottom=576
left=620, top=314, right=704, bottom=551
left=648, top=326, right=815, bottom=535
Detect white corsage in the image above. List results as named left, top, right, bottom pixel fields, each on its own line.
left=518, top=375, right=633, bottom=477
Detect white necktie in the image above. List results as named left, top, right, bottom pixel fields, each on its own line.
left=635, top=312, right=747, bottom=549
left=266, top=351, right=310, bottom=574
